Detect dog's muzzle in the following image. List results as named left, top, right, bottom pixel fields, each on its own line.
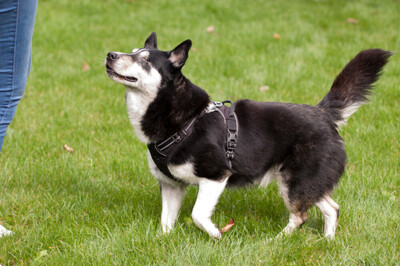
left=107, top=52, right=119, bottom=61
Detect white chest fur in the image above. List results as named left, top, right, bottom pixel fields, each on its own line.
left=125, top=88, right=153, bottom=143
left=124, top=63, right=162, bottom=144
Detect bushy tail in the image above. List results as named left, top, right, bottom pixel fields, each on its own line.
left=317, top=49, right=392, bottom=128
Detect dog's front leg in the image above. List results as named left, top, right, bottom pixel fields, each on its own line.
left=159, top=181, right=187, bottom=234
left=191, top=177, right=229, bottom=239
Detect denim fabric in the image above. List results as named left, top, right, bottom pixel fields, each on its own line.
left=0, top=0, right=38, bottom=151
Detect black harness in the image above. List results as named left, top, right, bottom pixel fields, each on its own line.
left=147, top=101, right=238, bottom=181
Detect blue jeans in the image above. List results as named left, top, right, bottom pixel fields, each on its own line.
left=0, top=0, right=38, bottom=151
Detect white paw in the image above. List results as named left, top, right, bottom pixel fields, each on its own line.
left=325, top=232, right=335, bottom=241
left=162, top=224, right=173, bottom=235
left=268, top=231, right=284, bottom=241
left=0, top=225, right=13, bottom=238
left=192, top=216, right=222, bottom=239
left=208, top=228, right=222, bottom=239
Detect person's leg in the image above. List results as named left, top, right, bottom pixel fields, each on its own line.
left=0, top=0, right=38, bottom=238
left=0, top=0, right=38, bottom=151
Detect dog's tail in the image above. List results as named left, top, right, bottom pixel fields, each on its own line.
left=317, top=49, right=392, bottom=128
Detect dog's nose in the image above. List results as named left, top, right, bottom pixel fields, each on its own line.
left=107, top=52, right=119, bottom=60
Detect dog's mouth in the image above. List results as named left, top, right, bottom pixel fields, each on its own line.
left=106, top=64, right=138, bottom=83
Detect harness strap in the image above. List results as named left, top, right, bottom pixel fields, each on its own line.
left=153, top=117, right=197, bottom=157
left=218, top=101, right=238, bottom=167
left=148, top=101, right=239, bottom=180
left=147, top=116, right=198, bottom=183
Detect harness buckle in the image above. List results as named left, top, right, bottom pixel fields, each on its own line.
left=226, top=150, right=235, bottom=160
left=213, top=101, right=223, bottom=107
left=227, top=141, right=237, bottom=149
left=205, top=102, right=224, bottom=113
left=226, top=130, right=237, bottom=159
left=227, top=131, right=237, bottom=143
left=172, top=132, right=182, bottom=143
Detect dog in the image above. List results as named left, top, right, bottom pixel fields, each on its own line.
left=105, top=32, right=391, bottom=239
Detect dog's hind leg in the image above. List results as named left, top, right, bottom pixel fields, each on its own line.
left=276, top=174, right=308, bottom=238
left=278, top=212, right=308, bottom=237
left=191, top=176, right=229, bottom=239
left=315, top=195, right=339, bottom=240
left=159, top=181, right=187, bottom=234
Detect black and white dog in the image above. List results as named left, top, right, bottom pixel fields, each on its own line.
left=105, top=32, right=391, bottom=239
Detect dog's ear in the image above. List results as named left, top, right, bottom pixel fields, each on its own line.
left=144, top=32, right=157, bottom=49
left=169, top=40, right=192, bottom=68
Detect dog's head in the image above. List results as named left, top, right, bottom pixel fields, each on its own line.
left=105, top=32, right=192, bottom=91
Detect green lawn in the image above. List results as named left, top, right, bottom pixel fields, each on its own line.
left=1, top=0, right=399, bottom=264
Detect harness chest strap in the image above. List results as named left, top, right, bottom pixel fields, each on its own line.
left=147, top=101, right=239, bottom=179
left=147, top=116, right=197, bottom=181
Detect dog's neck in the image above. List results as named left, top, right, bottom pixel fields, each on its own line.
left=140, top=74, right=210, bottom=143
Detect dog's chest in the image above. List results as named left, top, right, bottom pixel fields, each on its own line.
left=147, top=151, right=201, bottom=185
left=125, top=89, right=153, bottom=143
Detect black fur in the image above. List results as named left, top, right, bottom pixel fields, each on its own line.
left=318, top=49, right=392, bottom=124
left=106, top=34, right=391, bottom=227
left=140, top=45, right=390, bottom=213
left=141, top=75, right=210, bottom=141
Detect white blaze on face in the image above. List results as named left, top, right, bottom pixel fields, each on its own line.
left=110, top=50, right=161, bottom=143
left=110, top=50, right=150, bottom=85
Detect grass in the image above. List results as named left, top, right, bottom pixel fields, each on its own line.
left=1, top=0, right=399, bottom=264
